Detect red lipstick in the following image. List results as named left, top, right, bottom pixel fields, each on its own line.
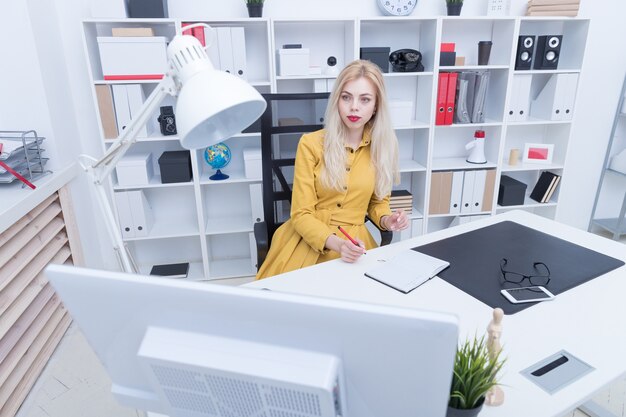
left=347, top=116, right=361, bottom=122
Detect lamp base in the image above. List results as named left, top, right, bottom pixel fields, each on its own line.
left=209, top=169, right=229, bottom=180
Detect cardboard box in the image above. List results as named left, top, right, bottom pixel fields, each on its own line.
left=498, top=175, right=527, bottom=206
left=278, top=48, right=310, bottom=76
left=97, top=36, right=168, bottom=80
left=116, top=152, right=153, bottom=186
left=243, top=148, right=262, bottom=179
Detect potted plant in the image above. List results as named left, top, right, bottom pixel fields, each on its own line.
left=245, top=0, right=264, bottom=18
left=446, top=0, right=463, bottom=16
left=447, top=336, right=505, bottom=417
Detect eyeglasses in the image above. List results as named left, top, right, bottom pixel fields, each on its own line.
left=499, top=258, right=551, bottom=286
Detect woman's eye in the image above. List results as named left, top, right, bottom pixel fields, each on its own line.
left=361, top=97, right=371, bottom=103
left=341, top=95, right=350, bottom=101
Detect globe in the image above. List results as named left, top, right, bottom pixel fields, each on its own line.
left=204, top=142, right=232, bottom=180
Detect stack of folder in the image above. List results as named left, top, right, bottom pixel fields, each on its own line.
left=529, top=171, right=561, bottom=203
left=436, top=71, right=490, bottom=126
left=526, top=0, right=580, bottom=17
left=390, top=190, right=413, bottom=215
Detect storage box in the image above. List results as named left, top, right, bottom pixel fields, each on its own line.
left=439, top=51, right=457, bottom=67
left=360, top=47, right=390, bottom=73
left=116, top=152, right=153, bottom=186
left=158, top=151, right=192, bottom=183
left=243, top=148, right=262, bottom=179
left=498, top=175, right=527, bottom=206
left=388, top=100, right=413, bottom=126
left=97, top=36, right=168, bottom=80
left=278, top=48, right=310, bottom=76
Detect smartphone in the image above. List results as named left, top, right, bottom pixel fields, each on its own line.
left=500, top=286, right=555, bottom=304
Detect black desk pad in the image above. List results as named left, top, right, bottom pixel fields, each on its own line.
left=413, top=221, right=625, bottom=314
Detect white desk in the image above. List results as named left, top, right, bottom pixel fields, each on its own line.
left=245, top=210, right=626, bottom=417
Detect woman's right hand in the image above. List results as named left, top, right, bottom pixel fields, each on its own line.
left=325, top=234, right=366, bottom=263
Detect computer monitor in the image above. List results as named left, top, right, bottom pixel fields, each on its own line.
left=46, top=264, right=459, bottom=417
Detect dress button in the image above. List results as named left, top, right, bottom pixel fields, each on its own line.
left=350, top=149, right=354, bottom=153
left=343, top=186, right=347, bottom=190
left=346, top=167, right=351, bottom=172
left=337, top=203, right=342, bottom=208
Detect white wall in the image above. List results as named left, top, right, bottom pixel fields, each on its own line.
left=0, top=0, right=117, bottom=270
left=2, top=0, right=624, bottom=272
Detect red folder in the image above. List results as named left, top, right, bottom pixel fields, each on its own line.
left=436, top=73, right=449, bottom=125
left=445, top=72, right=458, bottom=125
left=192, top=26, right=206, bottom=47
left=182, top=22, right=194, bottom=37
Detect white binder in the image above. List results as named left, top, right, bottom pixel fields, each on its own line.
left=216, top=27, right=234, bottom=75
left=114, top=191, right=135, bottom=239
left=126, top=84, right=149, bottom=137
left=515, top=74, right=532, bottom=122
left=471, top=170, right=487, bottom=213
left=531, top=74, right=568, bottom=121
left=249, top=183, right=264, bottom=224
left=231, top=27, right=247, bottom=80
left=111, top=84, right=131, bottom=134
left=460, top=170, right=475, bottom=214
left=449, top=171, right=464, bottom=214
left=556, top=73, right=578, bottom=121
left=127, top=190, right=153, bottom=237
left=411, top=218, right=423, bottom=238
left=205, top=26, right=221, bottom=69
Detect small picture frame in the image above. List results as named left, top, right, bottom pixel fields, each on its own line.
left=523, top=143, right=554, bottom=164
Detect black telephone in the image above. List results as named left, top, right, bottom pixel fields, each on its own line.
left=389, top=49, right=424, bottom=73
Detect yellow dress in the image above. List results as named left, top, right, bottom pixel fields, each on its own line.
left=256, top=128, right=391, bottom=280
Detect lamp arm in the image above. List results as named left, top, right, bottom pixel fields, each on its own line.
left=78, top=73, right=178, bottom=273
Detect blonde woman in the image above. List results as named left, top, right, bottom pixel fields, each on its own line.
left=256, top=59, right=409, bottom=280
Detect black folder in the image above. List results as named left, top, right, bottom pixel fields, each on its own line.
left=413, top=221, right=624, bottom=314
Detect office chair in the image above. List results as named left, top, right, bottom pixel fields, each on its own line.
left=253, top=92, right=393, bottom=270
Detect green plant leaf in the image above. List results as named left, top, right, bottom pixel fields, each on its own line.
left=448, top=335, right=506, bottom=409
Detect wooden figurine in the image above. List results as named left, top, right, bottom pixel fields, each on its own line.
left=485, top=307, right=505, bottom=406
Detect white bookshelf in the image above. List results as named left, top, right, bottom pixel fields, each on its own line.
left=82, top=16, right=590, bottom=279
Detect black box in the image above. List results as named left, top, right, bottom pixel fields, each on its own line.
left=127, top=0, right=168, bottom=18
left=498, top=175, right=527, bottom=206
left=439, top=51, right=457, bottom=67
left=158, top=151, right=192, bottom=184
left=360, top=47, right=390, bottom=73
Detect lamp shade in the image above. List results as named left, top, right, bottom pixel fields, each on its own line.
left=176, top=69, right=266, bottom=149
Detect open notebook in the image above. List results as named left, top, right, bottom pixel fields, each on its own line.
left=365, top=250, right=450, bottom=294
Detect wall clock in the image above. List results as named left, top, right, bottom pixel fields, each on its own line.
left=377, top=0, right=417, bottom=16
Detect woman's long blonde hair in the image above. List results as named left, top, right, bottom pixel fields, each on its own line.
left=320, top=60, right=399, bottom=199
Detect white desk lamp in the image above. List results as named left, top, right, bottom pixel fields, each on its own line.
left=79, top=24, right=266, bottom=273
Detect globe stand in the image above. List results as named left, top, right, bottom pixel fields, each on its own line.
left=209, top=169, right=229, bottom=180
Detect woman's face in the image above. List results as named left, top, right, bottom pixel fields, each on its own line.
left=337, top=77, right=377, bottom=133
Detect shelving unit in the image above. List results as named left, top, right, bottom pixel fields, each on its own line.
left=82, top=16, right=590, bottom=280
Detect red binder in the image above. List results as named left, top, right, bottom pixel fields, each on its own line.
left=436, top=73, right=449, bottom=125
left=192, top=26, right=206, bottom=47
left=445, top=72, right=458, bottom=125
left=182, top=22, right=194, bottom=36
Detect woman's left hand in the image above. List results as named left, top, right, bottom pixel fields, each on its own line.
left=382, top=210, right=409, bottom=231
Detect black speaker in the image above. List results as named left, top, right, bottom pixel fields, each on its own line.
left=534, top=35, right=562, bottom=70
left=515, top=35, right=535, bottom=70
